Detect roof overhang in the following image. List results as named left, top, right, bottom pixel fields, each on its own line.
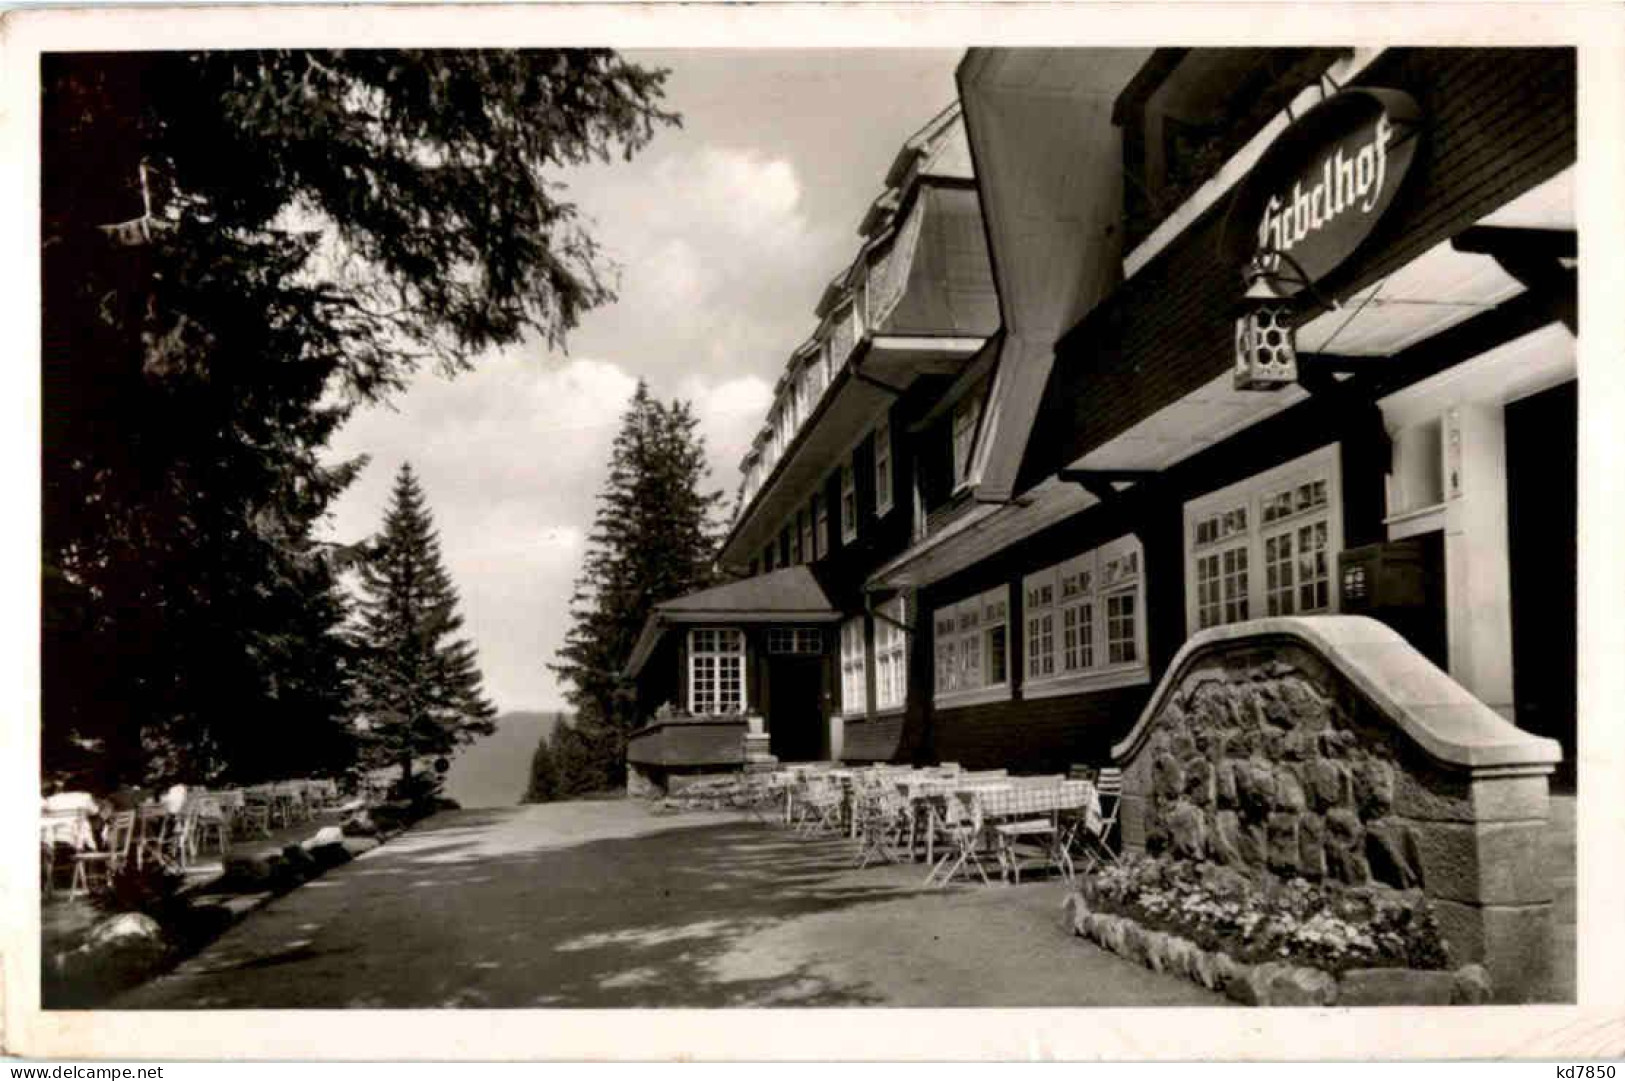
left=720, top=335, right=988, bottom=569
left=624, top=568, right=842, bottom=678
left=865, top=474, right=1097, bottom=591
left=955, top=48, right=1151, bottom=503
left=1063, top=169, right=1573, bottom=479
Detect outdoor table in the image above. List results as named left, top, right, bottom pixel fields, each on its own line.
left=964, top=780, right=1101, bottom=884
left=40, top=808, right=96, bottom=851
left=904, top=778, right=1016, bottom=868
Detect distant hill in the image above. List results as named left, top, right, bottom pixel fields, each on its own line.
left=441, top=710, right=566, bottom=808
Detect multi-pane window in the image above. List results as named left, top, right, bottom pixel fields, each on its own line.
left=932, top=586, right=1010, bottom=704
left=839, top=617, right=867, bottom=716
left=1023, top=536, right=1146, bottom=694
left=768, top=627, right=823, bottom=654
left=840, top=460, right=858, bottom=543
left=1184, top=444, right=1341, bottom=635
left=1025, top=580, right=1056, bottom=680
left=1106, top=592, right=1138, bottom=665
left=874, top=595, right=909, bottom=712
left=934, top=612, right=958, bottom=695
left=874, top=420, right=894, bottom=516
left=689, top=628, right=744, bottom=715
left=951, top=394, right=982, bottom=488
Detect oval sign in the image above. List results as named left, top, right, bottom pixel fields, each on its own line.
left=1225, top=88, right=1423, bottom=296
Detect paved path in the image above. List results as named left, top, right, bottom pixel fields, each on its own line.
left=113, top=800, right=1227, bottom=1009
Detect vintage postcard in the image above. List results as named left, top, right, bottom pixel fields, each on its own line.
left=5, top=0, right=1624, bottom=1062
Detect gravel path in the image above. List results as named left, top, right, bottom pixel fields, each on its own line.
left=112, top=800, right=1228, bottom=1009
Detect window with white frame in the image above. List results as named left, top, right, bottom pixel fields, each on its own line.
left=874, top=595, right=909, bottom=712
left=933, top=586, right=1011, bottom=706
left=840, top=460, right=858, bottom=543
left=839, top=616, right=867, bottom=716
left=1184, top=444, right=1342, bottom=636
left=689, top=628, right=745, bottom=715
left=1022, top=536, right=1148, bottom=697
left=951, top=393, right=982, bottom=488
left=768, top=627, right=823, bottom=655
left=874, top=420, right=894, bottom=516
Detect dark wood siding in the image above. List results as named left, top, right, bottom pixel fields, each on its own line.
left=932, top=687, right=1151, bottom=773
left=843, top=715, right=906, bottom=763
left=1022, top=47, right=1577, bottom=492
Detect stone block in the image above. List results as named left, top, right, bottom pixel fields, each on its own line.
left=1308, top=758, right=1350, bottom=810
left=1193, top=948, right=1223, bottom=991
left=1237, top=822, right=1268, bottom=867
left=1266, top=812, right=1301, bottom=874
left=1185, top=757, right=1216, bottom=807
left=1337, top=967, right=1457, bottom=1006
left=1269, top=965, right=1339, bottom=1006
left=1352, top=758, right=1396, bottom=817
left=1298, top=813, right=1327, bottom=879
left=1153, top=754, right=1186, bottom=800
left=1170, top=731, right=1197, bottom=760
left=1397, top=772, right=1550, bottom=825
left=1168, top=800, right=1208, bottom=860
left=1143, top=930, right=1171, bottom=973
left=1451, top=964, right=1495, bottom=1005
left=1273, top=765, right=1308, bottom=812
left=1324, top=807, right=1370, bottom=885
left=1211, top=810, right=1243, bottom=866
left=1430, top=898, right=1554, bottom=1003
left=1235, top=759, right=1277, bottom=817
left=1215, top=760, right=1238, bottom=807
left=1225, top=961, right=1284, bottom=1006
left=1062, top=892, right=1086, bottom=935
left=1408, top=819, right=1554, bottom=906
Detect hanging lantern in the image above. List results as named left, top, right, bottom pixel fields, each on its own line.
left=1233, top=257, right=1298, bottom=391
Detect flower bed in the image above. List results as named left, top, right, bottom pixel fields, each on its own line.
left=1065, top=855, right=1493, bottom=1006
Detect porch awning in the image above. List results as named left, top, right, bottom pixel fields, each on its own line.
left=623, top=566, right=841, bottom=679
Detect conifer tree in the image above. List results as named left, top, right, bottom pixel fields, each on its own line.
left=42, top=50, right=675, bottom=785
left=354, top=463, right=497, bottom=785
left=551, top=382, right=724, bottom=783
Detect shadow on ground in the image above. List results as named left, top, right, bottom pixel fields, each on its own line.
left=113, top=805, right=934, bottom=1008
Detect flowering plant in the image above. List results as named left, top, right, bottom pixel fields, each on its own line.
left=1084, top=855, right=1449, bottom=973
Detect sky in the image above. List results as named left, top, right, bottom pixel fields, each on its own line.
left=319, top=49, right=965, bottom=714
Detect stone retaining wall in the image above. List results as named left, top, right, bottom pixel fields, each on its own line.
left=1111, top=616, right=1561, bottom=1001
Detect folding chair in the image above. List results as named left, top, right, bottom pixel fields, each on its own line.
left=192, top=794, right=230, bottom=857
left=988, top=785, right=1063, bottom=885
left=853, top=777, right=910, bottom=868
left=795, top=775, right=844, bottom=836
left=134, top=804, right=172, bottom=870
left=71, top=810, right=135, bottom=897
left=925, top=789, right=994, bottom=888
left=237, top=786, right=274, bottom=838
left=1073, top=767, right=1123, bottom=871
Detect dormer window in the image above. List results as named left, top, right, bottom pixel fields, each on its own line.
left=951, top=394, right=982, bottom=488
left=840, top=460, right=858, bottom=544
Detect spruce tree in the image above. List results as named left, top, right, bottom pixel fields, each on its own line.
left=42, top=50, right=675, bottom=785
left=354, top=463, right=497, bottom=786
left=551, top=382, right=725, bottom=784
